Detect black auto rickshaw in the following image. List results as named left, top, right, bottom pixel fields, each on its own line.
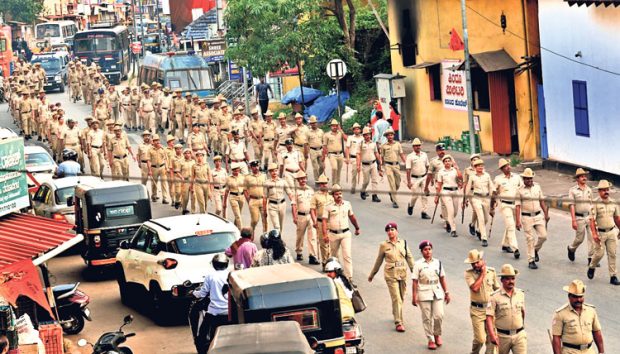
left=228, top=263, right=345, bottom=353
left=208, top=322, right=314, bottom=354
left=70, top=181, right=151, bottom=268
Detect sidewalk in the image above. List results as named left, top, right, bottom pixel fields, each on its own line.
left=399, top=138, right=617, bottom=213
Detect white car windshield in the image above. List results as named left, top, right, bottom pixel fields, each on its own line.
left=173, top=232, right=236, bottom=255
left=25, top=152, right=54, bottom=167
left=55, top=186, right=75, bottom=204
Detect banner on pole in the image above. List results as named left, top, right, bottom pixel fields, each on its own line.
left=441, top=59, right=467, bottom=111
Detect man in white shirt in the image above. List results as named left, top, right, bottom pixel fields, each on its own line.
left=406, top=138, right=430, bottom=219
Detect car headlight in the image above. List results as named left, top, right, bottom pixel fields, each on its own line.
left=55, top=75, right=61, bottom=81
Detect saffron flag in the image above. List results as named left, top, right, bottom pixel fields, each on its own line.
left=449, top=28, right=465, bottom=51
left=0, top=259, right=55, bottom=318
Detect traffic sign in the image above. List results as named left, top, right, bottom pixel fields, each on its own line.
left=326, top=59, right=347, bottom=80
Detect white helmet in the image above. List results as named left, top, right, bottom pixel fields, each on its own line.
left=324, top=259, right=342, bottom=273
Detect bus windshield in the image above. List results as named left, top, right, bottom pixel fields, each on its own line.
left=32, top=58, right=61, bottom=71
left=36, top=24, right=60, bottom=39
left=166, top=70, right=212, bottom=91
left=75, top=36, right=118, bottom=53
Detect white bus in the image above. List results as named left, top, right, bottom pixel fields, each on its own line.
left=35, top=21, right=78, bottom=47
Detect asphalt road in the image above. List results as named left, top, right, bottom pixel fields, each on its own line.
left=2, top=89, right=619, bottom=353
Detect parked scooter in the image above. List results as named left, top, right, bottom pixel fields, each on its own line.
left=78, top=315, right=135, bottom=354
left=37, top=283, right=91, bottom=335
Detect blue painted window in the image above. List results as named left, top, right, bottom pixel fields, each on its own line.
left=572, top=80, right=589, bottom=137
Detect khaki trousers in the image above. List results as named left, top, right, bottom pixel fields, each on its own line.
left=140, top=163, right=149, bottom=186
left=590, top=229, right=618, bottom=276
left=316, top=223, right=331, bottom=263
left=251, top=140, right=262, bottom=162
left=143, top=111, right=155, bottom=134
left=219, top=135, right=229, bottom=157
left=130, top=106, right=138, bottom=129
left=361, top=162, right=379, bottom=195
left=295, top=214, right=316, bottom=257
left=209, top=131, right=220, bottom=154
left=71, top=82, right=80, bottom=99
left=328, top=153, right=344, bottom=185
left=470, top=306, right=496, bottom=354
left=261, top=145, right=275, bottom=168
left=112, top=157, right=129, bottom=181
left=441, top=190, right=459, bottom=231
left=386, top=278, right=407, bottom=325
left=21, top=113, right=32, bottom=135
left=500, top=204, right=518, bottom=250
left=194, top=181, right=210, bottom=213
left=472, top=196, right=491, bottom=241
left=161, top=108, right=170, bottom=128
left=295, top=145, right=307, bottom=171
left=171, top=176, right=180, bottom=204
left=569, top=217, right=594, bottom=257
left=151, top=167, right=168, bottom=202
left=228, top=195, right=244, bottom=229
left=419, top=298, right=444, bottom=341
left=349, top=161, right=359, bottom=192
left=212, top=188, right=224, bottom=215
left=112, top=105, right=120, bottom=123
left=522, top=214, right=547, bottom=262
left=89, top=147, right=105, bottom=178
left=181, top=181, right=192, bottom=211
left=385, top=164, right=401, bottom=202
left=309, top=148, right=324, bottom=181
left=409, top=176, right=428, bottom=213
left=249, top=198, right=267, bottom=233
left=268, top=201, right=286, bottom=233
left=329, top=231, right=352, bottom=278
left=120, top=107, right=131, bottom=128
left=497, top=331, right=527, bottom=354
left=81, top=85, right=89, bottom=104
left=174, top=113, right=185, bottom=140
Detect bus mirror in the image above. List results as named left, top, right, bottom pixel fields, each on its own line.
left=66, top=197, right=74, bottom=207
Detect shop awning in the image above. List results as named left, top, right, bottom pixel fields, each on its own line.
left=565, top=0, right=620, bottom=7
left=407, top=62, right=440, bottom=69
left=0, top=213, right=83, bottom=267
left=455, top=49, right=518, bottom=73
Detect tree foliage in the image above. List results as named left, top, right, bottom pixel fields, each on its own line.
left=0, top=0, right=44, bottom=24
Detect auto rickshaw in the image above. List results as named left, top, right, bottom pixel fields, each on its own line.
left=70, top=181, right=151, bottom=268
left=208, top=322, right=314, bottom=354
left=228, top=263, right=346, bottom=353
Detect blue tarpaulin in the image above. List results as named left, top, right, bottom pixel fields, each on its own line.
left=281, top=86, right=324, bottom=105
left=305, top=92, right=350, bottom=123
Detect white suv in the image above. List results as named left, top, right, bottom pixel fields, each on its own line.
left=115, top=213, right=239, bottom=324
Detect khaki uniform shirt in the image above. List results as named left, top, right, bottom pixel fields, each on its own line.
left=171, top=154, right=183, bottom=174
left=19, top=99, right=32, bottom=115
left=276, top=124, right=294, bottom=146
left=405, top=151, right=429, bottom=177
left=467, top=172, right=494, bottom=197
left=172, top=97, right=186, bottom=115
left=437, top=167, right=459, bottom=188
left=306, top=128, right=324, bottom=149
left=62, top=127, right=81, bottom=147
left=429, top=156, right=445, bottom=182
left=87, top=129, right=105, bottom=149
left=516, top=183, right=544, bottom=213
left=193, top=163, right=211, bottom=182
left=165, top=147, right=175, bottom=170
left=323, top=200, right=354, bottom=231
left=188, top=132, right=207, bottom=151
left=465, top=267, right=500, bottom=304
left=109, top=136, right=130, bottom=157
left=359, top=140, right=378, bottom=163
left=494, top=173, right=523, bottom=203
left=160, top=95, right=173, bottom=110
left=567, top=185, right=593, bottom=216
left=140, top=97, right=155, bottom=112
left=180, top=159, right=195, bottom=179
left=552, top=303, right=601, bottom=346
left=292, top=124, right=309, bottom=146
left=249, top=119, right=263, bottom=140
left=196, top=108, right=210, bottom=126
left=323, top=131, right=344, bottom=153
left=108, top=91, right=120, bottom=108
left=346, top=135, right=363, bottom=158
left=219, top=113, right=232, bottom=132
left=412, top=258, right=445, bottom=301
left=264, top=178, right=291, bottom=201
left=227, top=140, right=247, bottom=161
left=380, top=141, right=403, bottom=163
left=311, top=191, right=334, bottom=221
left=369, top=239, right=415, bottom=280
left=591, top=197, right=620, bottom=229
left=486, top=288, right=526, bottom=331
left=292, top=185, right=314, bottom=214
left=149, top=146, right=168, bottom=168
left=137, top=143, right=151, bottom=164
left=262, top=121, right=277, bottom=141
left=278, top=150, right=303, bottom=171
left=225, top=174, right=245, bottom=194
left=231, top=119, right=248, bottom=138
left=212, top=167, right=227, bottom=189
left=245, top=173, right=266, bottom=198
left=130, top=92, right=140, bottom=107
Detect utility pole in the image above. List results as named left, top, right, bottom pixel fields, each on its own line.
left=131, top=0, right=138, bottom=74
left=460, top=0, right=477, bottom=153
left=139, top=0, right=146, bottom=58
left=242, top=67, right=250, bottom=115
left=155, top=0, right=163, bottom=51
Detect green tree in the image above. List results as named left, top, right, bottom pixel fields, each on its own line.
left=0, top=0, right=44, bottom=24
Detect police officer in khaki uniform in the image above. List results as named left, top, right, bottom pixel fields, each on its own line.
left=435, top=155, right=461, bottom=237
left=159, top=88, right=173, bottom=131
left=244, top=160, right=268, bottom=234
left=148, top=135, right=169, bottom=203
left=291, top=170, right=319, bottom=264
left=191, top=150, right=213, bottom=213
left=405, top=138, right=430, bottom=218
left=291, top=113, right=309, bottom=170
left=279, top=138, right=304, bottom=187
left=179, top=149, right=195, bottom=215
left=223, top=163, right=246, bottom=229
left=551, top=279, right=605, bottom=354
left=218, top=102, right=232, bottom=154
left=567, top=168, right=594, bottom=264
left=274, top=112, right=293, bottom=154
left=108, top=125, right=135, bottom=181
left=466, top=159, right=495, bottom=247
left=226, top=130, right=249, bottom=174
left=19, top=90, right=33, bottom=139
left=587, top=179, right=620, bottom=285
left=357, top=127, right=382, bottom=202
left=515, top=168, right=550, bottom=270
left=171, top=89, right=186, bottom=141
left=368, top=222, right=415, bottom=332
left=140, top=88, right=156, bottom=134
left=188, top=123, right=208, bottom=155
left=464, top=249, right=500, bottom=354
left=137, top=131, right=152, bottom=188
left=322, top=119, right=347, bottom=186
left=211, top=156, right=227, bottom=216
left=311, top=175, right=334, bottom=266
left=129, top=87, right=141, bottom=130
left=493, top=158, right=523, bottom=258
left=170, top=143, right=184, bottom=209
left=345, top=123, right=363, bottom=194
left=381, top=128, right=406, bottom=208
left=248, top=108, right=263, bottom=163
left=260, top=110, right=277, bottom=169
left=87, top=120, right=106, bottom=178
left=264, top=162, right=292, bottom=233
left=485, top=264, right=526, bottom=354
left=306, top=115, right=325, bottom=180
left=61, top=119, right=83, bottom=170
left=164, top=135, right=177, bottom=204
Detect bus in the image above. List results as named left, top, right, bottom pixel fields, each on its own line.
left=73, top=26, right=130, bottom=84
left=139, top=52, right=216, bottom=98
left=35, top=21, right=78, bottom=48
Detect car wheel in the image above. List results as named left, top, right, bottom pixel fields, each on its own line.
left=61, top=312, right=85, bottom=335
left=149, top=283, right=169, bottom=325
left=116, top=264, right=131, bottom=306
left=59, top=84, right=65, bottom=93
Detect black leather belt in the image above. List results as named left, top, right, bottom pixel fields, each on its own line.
left=250, top=195, right=263, bottom=200
left=229, top=192, right=242, bottom=196
left=269, top=199, right=285, bottom=204
left=384, top=161, right=398, bottom=166
left=263, top=138, right=274, bottom=142
left=328, top=152, right=343, bottom=155
left=562, top=342, right=592, bottom=350
left=310, top=146, right=322, bottom=151
left=501, top=200, right=515, bottom=205
left=279, top=143, right=286, bottom=147
left=141, top=160, right=149, bottom=163
left=521, top=211, right=541, bottom=217
left=316, top=217, right=324, bottom=221
left=114, top=154, right=127, bottom=159
left=411, top=173, right=426, bottom=178
left=213, top=186, right=222, bottom=190
left=221, top=129, right=229, bottom=133
left=231, top=159, right=245, bottom=163
left=285, top=168, right=299, bottom=173
left=91, top=145, right=101, bottom=148
left=329, top=228, right=350, bottom=234
left=443, top=187, right=458, bottom=191
left=474, top=192, right=489, bottom=197
left=575, top=212, right=588, bottom=218
left=470, top=301, right=486, bottom=308
left=362, top=160, right=376, bottom=166
left=153, top=163, right=165, bottom=168
left=597, top=226, right=615, bottom=233
left=295, top=143, right=304, bottom=147
left=349, top=154, right=357, bottom=158
left=496, top=327, right=524, bottom=336
left=297, top=211, right=309, bottom=216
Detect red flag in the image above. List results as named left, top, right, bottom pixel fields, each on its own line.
left=0, top=259, right=55, bottom=319
left=449, top=28, right=464, bottom=51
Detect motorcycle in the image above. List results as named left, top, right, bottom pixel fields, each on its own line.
left=78, top=315, right=136, bottom=354
left=343, top=318, right=365, bottom=354
left=52, top=283, right=91, bottom=335
left=182, top=280, right=208, bottom=353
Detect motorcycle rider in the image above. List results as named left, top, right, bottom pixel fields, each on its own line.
left=192, top=253, right=231, bottom=354
left=55, top=149, right=81, bottom=178
left=325, top=258, right=355, bottom=322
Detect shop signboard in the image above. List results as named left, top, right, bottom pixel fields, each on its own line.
left=0, top=138, right=29, bottom=217
left=441, top=59, right=467, bottom=111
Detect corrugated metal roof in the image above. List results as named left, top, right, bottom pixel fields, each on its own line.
left=471, top=50, right=518, bottom=73
left=407, top=62, right=440, bottom=69
left=182, top=9, right=218, bottom=40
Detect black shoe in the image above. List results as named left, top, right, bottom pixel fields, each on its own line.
left=162, top=200, right=169, bottom=205
left=567, top=246, right=575, bottom=262
left=407, top=203, right=413, bottom=216
left=482, top=240, right=488, bottom=247
left=309, top=256, right=320, bottom=265
left=476, top=231, right=481, bottom=240
left=502, top=246, right=514, bottom=253
left=610, top=276, right=620, bottom=286
left=297, top=254, right=303, bottom=261
left=421, top=212, right=431, bottom=220
left=372, top=194, right=381, bottom=203
left=587, top=268, right=595, bottom=279
left=451, top=231, right=457, bottom=238
left=175, top=202, right=180, bottom=210
left=392, top=202, right=399, bottom=209
left=360, top=192, right=367, bottom=200
left=182, top=210, right=190, bottom=215
left=469, top=224, right=475, bottom=236
left=528, top=261, right=538, bottom=270
left=535, top=251, right=540, bottom=263
left=37, top=136, right=42, bottom=141
left=446, top=223, right=451, bottom=233
left=514, top=249, right=520, bottom=259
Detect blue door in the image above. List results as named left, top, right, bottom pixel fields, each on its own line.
left=537, top=84, right=548, bottom=159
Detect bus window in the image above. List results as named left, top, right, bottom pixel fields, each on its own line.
left=75, top=37, right=118, bottom=52
left=168, top=78, right=181, bottom=90
left=188, top=70, right=200, bottom=90
left=37, top=24, right=60, bottom=39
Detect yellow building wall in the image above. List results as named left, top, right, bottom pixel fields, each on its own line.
left=387, top=0, right=539, bottom=160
